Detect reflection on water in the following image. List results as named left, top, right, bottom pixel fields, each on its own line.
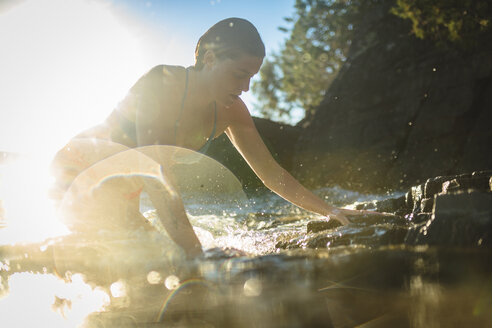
left=1, top=272, right=109, bottom=327
left=1, top=151, right=492, bottom=327
left=0, top=154, right=69, bottom=244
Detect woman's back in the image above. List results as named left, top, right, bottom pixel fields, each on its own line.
left=104, top=65, right=187, bottom=148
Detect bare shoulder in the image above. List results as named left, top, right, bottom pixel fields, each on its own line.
left=223, top=98, right=255, bottom=129
left=130, top=65, right=187, bottom=123
left=133, top=65, right=186, bottom=97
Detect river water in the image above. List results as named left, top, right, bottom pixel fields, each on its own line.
left=1, top=152, right=491, bottom=327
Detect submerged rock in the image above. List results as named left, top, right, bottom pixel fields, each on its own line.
left=406, top=191, right=492, bottom=247
left=306, top=220, right=341, bottom=233
left=277, top=214, right=407, bottom=250
left=278, top=171, right=492, bottom=251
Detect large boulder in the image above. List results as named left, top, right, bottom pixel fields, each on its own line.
left=277, top=171, right=492, bottom=251
left=406, top=191, right=492, bottom=247
left=293, top=3, right=492, bottom=192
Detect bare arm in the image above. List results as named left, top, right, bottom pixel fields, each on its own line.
left=226, top=100, right=373, bottom=224
left=143, top=176, right=203, bottom=258
left=132, top=67, right=202, bottom=257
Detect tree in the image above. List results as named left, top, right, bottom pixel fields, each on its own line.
left=252, top=0, right=371, bottom=123
left=253, top=0, right=491, bottom=123
left=391, top=0, right=490, bottom=46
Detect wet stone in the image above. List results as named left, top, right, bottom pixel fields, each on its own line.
left=307, top=220, right=341, bottom=233
left=404, top=191, right=413, bottom=213
left=424, top=176, right=450, bottom=198
left=278, top=214, right=408, bottom=250
left=404, top=212, right=431, bottom=224
left=471, top=170, right=492, bottom=179
left=441, top=175, right=492, bottom=195
left=411, top=184, right=425, bottom=213
left=407, top=191, right=492, bottom=247
left=346, top=213, right=407, bottom=226
left=355, top=202, right=376, bottom=211
left=301, top=225, right=408, bottom=249
left=375, top=196, right=406, bottom=214
left=420, top=197, right=434, bottom=213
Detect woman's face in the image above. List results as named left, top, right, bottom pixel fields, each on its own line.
left=207, top=53, right=263, bottom=106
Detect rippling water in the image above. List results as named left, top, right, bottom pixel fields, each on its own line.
left=1, top=156, right=491, bottom=327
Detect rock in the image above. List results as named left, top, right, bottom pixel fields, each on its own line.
left=292, top=2, right=492, bottom=192
left=355, top=202, right=376, bottom=211
left=441, top=179, right=461, bottom=194
left=424, top=176, right=451, bottom=198
left=441, top=174, right=492, bottom=194
left=404, top=212, right=432, bottom=224
left=346, top=213, right=407, bottom=226
left=277, top=213, right=407, bottom=250
left=278, top=224, right=408, bottom=250
left=406, top=191, right=492, bottom=247
left=420, top=197, right=433, bottom=213
left=307, top=220, right=341, bottom=233
left=404, top=191, right=413, bottom=212
left=410, top=184, right=425, bottom=213
left=396, top=172, right=492, bottom=218
left=375, top=196, right=406, bottom=214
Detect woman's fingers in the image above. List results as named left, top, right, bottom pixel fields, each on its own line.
left=327, top=213, right=350, bottom=225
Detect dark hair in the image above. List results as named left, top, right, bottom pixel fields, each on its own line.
left=195, top=18, right=265, bottom=70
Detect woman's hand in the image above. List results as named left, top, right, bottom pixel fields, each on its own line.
left=327, top=208, right=390, bottom=225
left=326, top=208, right=351, bottom=225
left=186, top=244, right=204, bottom=259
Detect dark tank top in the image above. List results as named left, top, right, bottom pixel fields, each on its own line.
left=115, top=66, right=217, bottom=154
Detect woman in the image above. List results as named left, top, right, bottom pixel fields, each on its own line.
left=52, top=18, right=377, bottom=258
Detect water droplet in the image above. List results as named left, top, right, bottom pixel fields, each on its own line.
left=165, top=275, right=180, bottom=290
left=244, top=278, right=262, bottom=297
left=147, top=271, right=162, bottom=284
left=110, top=280, right=127, bottom=298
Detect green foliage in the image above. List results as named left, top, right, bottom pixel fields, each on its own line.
left=253, top=0, right=491, bottom=122
left=391, top=0, right=491, bottom=45
left=253, top=0, right=363, bottom=122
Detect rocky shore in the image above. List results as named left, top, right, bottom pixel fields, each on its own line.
left=276, top=170, right=492, bottom=250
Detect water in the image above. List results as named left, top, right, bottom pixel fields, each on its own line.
left=1, top=156, right=491, bottom=327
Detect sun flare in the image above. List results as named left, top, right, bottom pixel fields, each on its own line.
left=0, top=0, right=147, bottom=159
left=0, top=0, right=155, bottom=243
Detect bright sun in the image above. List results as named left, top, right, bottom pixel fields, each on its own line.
left=0, top=0, right=151, bottom=243
left=0, top=0, right=147, bottom=158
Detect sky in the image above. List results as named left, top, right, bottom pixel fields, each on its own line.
left=0, top=0, right=296, bottom=158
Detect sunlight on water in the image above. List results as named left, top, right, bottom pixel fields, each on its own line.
left=0, top=144, right=422, bottom=327
left=0, top=0, right=147, bottom=155
left=0, top=272, right=109, bottom=327
left=0, top=156, right=69, bottom=245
